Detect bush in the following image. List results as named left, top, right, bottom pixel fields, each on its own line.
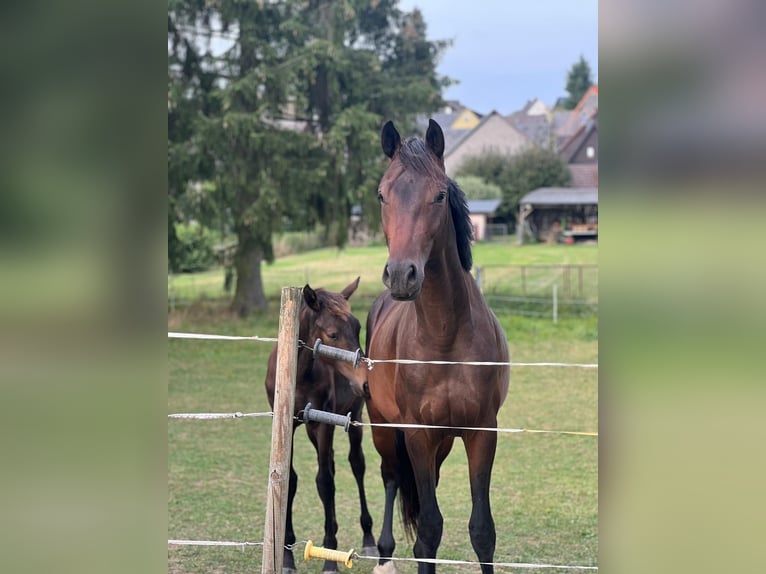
left=457, top=148, right=571, bottom=225
left=454, top=175, right=503, bottom=200
left=172, top=222, right=217, bottom=273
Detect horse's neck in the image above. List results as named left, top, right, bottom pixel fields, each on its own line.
left=414, top=247, right=473, bottom=345
left=296, top=346, right=313, bottom=381
left=296, top=321, right=315, bottom=380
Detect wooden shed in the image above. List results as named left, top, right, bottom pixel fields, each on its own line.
left=517, top=187, right=598, bottom=244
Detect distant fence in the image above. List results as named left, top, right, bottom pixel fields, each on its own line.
left=475, top=264, right=598, bottom=320
left=169, top=264, right=598, bottom=320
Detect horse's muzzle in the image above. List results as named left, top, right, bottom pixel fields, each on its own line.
left=383, top=260, right=422, bottom=300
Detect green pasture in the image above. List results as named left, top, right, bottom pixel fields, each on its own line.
left=168, top=242, right=598, bottom=311
left=168, top=242, right=598, bottom=573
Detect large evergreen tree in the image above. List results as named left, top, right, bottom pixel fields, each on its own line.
left=564, top=55, right=593, bottom=110
left=168, top=0, right=449, bottom=315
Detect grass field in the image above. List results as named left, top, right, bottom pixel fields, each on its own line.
left=168, top=242, right=598, bottom=573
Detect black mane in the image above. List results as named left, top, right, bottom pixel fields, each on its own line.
left=447, top=179, right=474, bottom=271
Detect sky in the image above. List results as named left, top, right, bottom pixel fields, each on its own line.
left=398, top=1, right=598, bottom=115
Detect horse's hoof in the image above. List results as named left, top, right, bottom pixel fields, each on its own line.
left=281, top=568, right=296, bottom=574
left=372, top=562, right=399, bottom=574
left=361, top=545, right=379, bottom=558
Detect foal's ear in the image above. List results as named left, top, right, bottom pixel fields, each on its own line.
left=381, top=120, right=401, bottom=159
left=425, top=119, right=445, bottom=159
left=303, top=284, right=321, bottom=312
left=341, top=276, right=360, bottom=300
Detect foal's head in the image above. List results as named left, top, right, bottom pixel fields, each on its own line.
left=378, top=119, right=474, bottom=300
left=301, top=277, right=367, bottom=394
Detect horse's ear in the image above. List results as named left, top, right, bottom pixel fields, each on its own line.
left=341, top=276, right=360, bottom=300
left=425, top=119, right=445, bottom=159
left=303, top=284, right=321, bottom=312
left=381, top=120, right=401, bottom=159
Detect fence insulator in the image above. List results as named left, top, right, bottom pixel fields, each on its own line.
left=303, top=540, right=353, bottom=568
left=299, top=402, right=352, bottom=433
left=313, top=338, right=362, bottom=369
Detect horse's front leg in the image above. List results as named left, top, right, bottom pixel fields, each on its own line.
left=370, top=425, right=399, bottom=571
left=348, top=402, right=377, bottom=556
left=307, top=422, right=339, bottom=573
left=464, top=429, right=499, bottom=574
left=406, top=431, right=442, bottom=574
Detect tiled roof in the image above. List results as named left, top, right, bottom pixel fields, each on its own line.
left=559, top=84, right=598, bottom=138
left=552, top=110, right=574, bottom=132
left=507, top=112, right=552, bottom=148
left=520, top=187, right=598, bottom=206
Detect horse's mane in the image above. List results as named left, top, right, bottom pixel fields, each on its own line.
left=395, top=138, right=474, bottom=272
left=447, top=178, right=474, bottom=272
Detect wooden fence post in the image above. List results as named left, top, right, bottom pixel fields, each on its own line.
left=262, top=287, right=301, bottom=574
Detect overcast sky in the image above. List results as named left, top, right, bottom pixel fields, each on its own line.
left=398, top=1, right=598, bottom=115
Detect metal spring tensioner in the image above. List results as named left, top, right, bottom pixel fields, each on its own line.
left=299, top=402, right=352, bottom=432
left=313, top=338, right=362, bottom=369
left=304, top=540, right=354, bottom=568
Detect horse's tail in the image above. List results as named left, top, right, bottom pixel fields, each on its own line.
left=395, top=430, right=419, bottom=539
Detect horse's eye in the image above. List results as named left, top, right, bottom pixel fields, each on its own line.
left=327, top=332, right=338, bottom=341
left=435, top=191, right=447, bottom=203
left=377, top=191, right=385, bottom=204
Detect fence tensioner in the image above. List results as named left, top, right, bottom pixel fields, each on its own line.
left=312, top=338, right=362, bottom=368
left=304, top=540, right=354, bottom=568
left=298, top=402, right=352, bottom=432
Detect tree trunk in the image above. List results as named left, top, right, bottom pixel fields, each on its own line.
left=231, top=234, right=268, bottom=316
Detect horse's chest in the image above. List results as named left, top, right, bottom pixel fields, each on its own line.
left=394, top=365, right=482, bottom=423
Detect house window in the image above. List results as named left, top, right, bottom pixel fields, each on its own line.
left=586, top=146, right=595, bottom=159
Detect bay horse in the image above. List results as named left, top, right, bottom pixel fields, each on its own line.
left=264, top=278, right=377, bottom=573
left=359, top=120, right=510, bottom=573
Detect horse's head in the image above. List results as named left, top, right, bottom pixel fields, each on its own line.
left=301, top=278, right=368, bottom=396
left=378, top=119, right=473, bottom=300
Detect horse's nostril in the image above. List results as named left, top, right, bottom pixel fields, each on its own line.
left=407, top=264, right=417, bottom=284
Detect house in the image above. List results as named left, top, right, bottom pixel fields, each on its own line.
left=517, top=187, right=598, bottom=244
left=520, top=97, right=549, bottom=116
left=522, top=87, right=599, bottom=241
left=560, top=111, right=598, bottom=187
left=442, top=111, right=529, bottom=176
left=466, top=199, right=503, bottom=241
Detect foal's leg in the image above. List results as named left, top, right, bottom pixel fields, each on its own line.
left=348, top=402, right=377, bottom=555
left=283, top=428, right=299, bottom=573
left=307, top=422, right=339, bottom=573
left=406, top=431, right=442, bottom=574
left=464, top=430, right=499, bottom=574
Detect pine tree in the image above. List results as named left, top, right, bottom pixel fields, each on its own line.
left=564, top=55, right=593, bottom=110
